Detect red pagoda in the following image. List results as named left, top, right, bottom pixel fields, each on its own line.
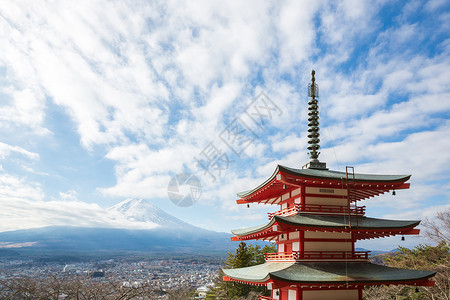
left=222, top=71, right=435, bottom=300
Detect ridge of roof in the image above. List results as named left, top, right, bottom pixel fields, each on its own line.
left=280, top=165, right=411, bottom=182
left=237, top=164, right=411, bottom=198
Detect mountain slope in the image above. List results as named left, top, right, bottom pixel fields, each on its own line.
left=0, top=199, right=235, bottom=254
left=0, top=226, right=233, bottom=253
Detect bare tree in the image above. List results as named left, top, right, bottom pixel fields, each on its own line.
left=0, top=276, right=160, bottom=300
left=422, top=208, right=450, bottom=246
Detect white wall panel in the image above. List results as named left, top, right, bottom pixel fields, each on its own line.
left=303, top=289, right=358, bottom=300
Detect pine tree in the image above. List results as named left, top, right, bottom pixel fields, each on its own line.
left=206, top=242, right=276, bottom=299
left=384, top=242, right=450, bottom=269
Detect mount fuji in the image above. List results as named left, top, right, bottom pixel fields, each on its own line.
left=0, top=199, right=235, bottom=255
left=108, top=199, right=198, bottom=230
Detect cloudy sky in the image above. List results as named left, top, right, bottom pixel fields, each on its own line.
left=0, top=0, right=449, bottom=250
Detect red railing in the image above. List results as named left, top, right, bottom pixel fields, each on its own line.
left=267, top=204, right=365, bottom=219
left=300, top=203, right=366, bottom=215
left=267, top=205, right=299, bottom=218
left=264, top=251, right=370, bottom=261
left=264, top=252, right=297, bottom=261
left=258, top=296, right=274, bottom=300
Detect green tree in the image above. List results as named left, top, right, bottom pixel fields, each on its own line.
left=206, top=242, right=276, bottom=300
left=364, top=242, right=449, bottom=299
left=384, top=242, right=450, bottom=269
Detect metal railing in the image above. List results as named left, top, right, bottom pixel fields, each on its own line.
left=264, top=251, right=370, bottom=261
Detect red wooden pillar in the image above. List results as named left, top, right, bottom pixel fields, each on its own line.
left=281, top=289, right=288, bottom=299
left=358, top=286, right=363, bottom=300
left=351, top=232, right=356, bottom=253
left=299, top=184, right=306, bottom=257
left=300, top=184, right=306, bottom=208
left=299, top=230, right=304, bottom=252
left=296, top=286, right=302, bottom=300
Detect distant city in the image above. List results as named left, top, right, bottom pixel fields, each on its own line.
left=0, top=254, right=221, bottom=299
left=0, top=199, right=233, bottom=299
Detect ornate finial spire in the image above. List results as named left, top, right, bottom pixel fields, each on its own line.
left=307, top=70, right=320, bottom=161
left=303, top=70, right=327, bottom=170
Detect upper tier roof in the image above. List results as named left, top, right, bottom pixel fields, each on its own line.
left=281, top=166, right=410, bottom=182
left=223, top=261, right=435, bottom=286
left=237, top=165, right=411, bottom=203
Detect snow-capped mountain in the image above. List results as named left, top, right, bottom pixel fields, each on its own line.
left=0, top=199, right=234, bottom=254
left=108, top=199, right=195, bottom=230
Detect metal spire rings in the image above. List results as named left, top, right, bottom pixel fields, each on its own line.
left=307, top=70, right=320, bottom=161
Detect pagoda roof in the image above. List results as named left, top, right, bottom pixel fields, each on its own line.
left=237, top=165, right=411, bottom=203
left=231, top=213, right=420, bottom=240
left=222, top=262, right=435, bottom=285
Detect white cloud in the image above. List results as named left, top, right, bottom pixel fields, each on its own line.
left=0, top=173, right=160, bottom=232
left=0, top=1, right=169, bottom=149
left=425, top=0, right=448, bottom=11
left=59, top=190, right=79, bottom=202
left=0, top=173, right=44, bottom=203
left=0, top=142, right=39, bottom=160
left=0, top=171, right=160, bottom=232
left=226, top=213, right=266, bottom=222
left=382, top=203, right=450, bottom=221
left=0, top=88, right=48, bottom=136
left=276, top=0, right=320, bottom=70
left=0, top=196, right=160, bottom=232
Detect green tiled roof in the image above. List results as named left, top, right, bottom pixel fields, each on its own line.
left=280, top=165, right=411, bottom=182
left=223, top=262, right=294, bottom=282
left=237, top=165, right=411, bottom=198
left=223, top=262, right=435, bottom=284
left=231, top=214, right=420, bottom=236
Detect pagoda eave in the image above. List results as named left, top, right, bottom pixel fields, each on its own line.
left=279, top=165, right=411, bottom=183
left=236, top=186, right=405, bottom=205
left=356, top=228, right=420, bottom=240
left=223, top=277, right=435, bottom=290
left=222, top=262, right=436, bottom=288
left=231, top=226, right=420, bottom=241
left=278, top=174, right=410, bottom=191
left=231, top=227, right=275, bottom=241
left=231, top=214, right=420, bottom=241
left=236, top=170, right=410, bottom=204
left=236, top=165, right=411, bottom=204
left=222, top=276, right=270, bottom=286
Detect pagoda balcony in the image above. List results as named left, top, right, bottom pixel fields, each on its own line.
left=267, top=206, right=300, bottom=218
left=267, top=204, right=366, bottom=219
left=258, top=296, right=274, bottom=300
left=264, top=251, right=370, bottom=262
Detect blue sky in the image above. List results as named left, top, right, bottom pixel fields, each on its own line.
left=0, top=0, right=449, bottom=250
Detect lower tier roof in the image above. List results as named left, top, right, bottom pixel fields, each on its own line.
left=222, top=262, right=435, bottom=285
left=231, top=213, right=420, bottom=238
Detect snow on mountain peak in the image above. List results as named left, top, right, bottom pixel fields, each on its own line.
left=108, top=199, right=193, bottom=229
